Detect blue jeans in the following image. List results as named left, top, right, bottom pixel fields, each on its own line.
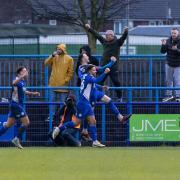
left=165, top=64, right=180, bottom=97
left=61, top=128, right=80, bottom=146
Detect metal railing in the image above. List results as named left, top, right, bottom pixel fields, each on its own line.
left=0, top=86, right=179, bottom=146
left=0, top=54, right=167, bottom=101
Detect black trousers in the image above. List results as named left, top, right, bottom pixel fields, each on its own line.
left=100, top=70, right=122, bottom=99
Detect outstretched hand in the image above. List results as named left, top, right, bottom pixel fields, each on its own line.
left=161, top=39, right=166, bottom=45
left=110, top=56, right=117, bottom=62
left=104, top=68, right=110, bottom=74
left=33, top=92, right=40, bottom=96
left=124, top=26, right=128, bottom=33
left=85, top=24, right=90, bottom=29
left=102, top=85, right=109, bottom=91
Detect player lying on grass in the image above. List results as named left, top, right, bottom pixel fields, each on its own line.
left=76, top=64, right=131, bottom=147
left=0, top=66, right=40, bottom=149
left=50, top=95, right=81, bottom=147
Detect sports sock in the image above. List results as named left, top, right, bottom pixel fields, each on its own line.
left=108, top=101, right=120, bottom=116
left=17, top=125, right=27, bottom=139
left=88, top=125, right=97, bottom=141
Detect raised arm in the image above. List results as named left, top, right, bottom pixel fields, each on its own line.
left=97, top=56, right=116, bottom=73
left=12, top=71, right=28, bottom=85
left=85, top=24, right=105, bottom=44
left=117, top=27, right=128, bottom=46
left=44, top=55, right=54, bottom=66
left=86, top=68, right=110, bottom=83
left=160, top=39, right=168, bottom=54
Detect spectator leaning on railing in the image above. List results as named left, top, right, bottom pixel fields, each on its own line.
left=44, top=43, right=74, bottom=114
left=85, top=24, right=128, bottom=101
left=161, top=28, right=180, bottom=102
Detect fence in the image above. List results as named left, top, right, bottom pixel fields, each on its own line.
left=0, top=35, right=163, bottom=55
left=0, top=54, right=167, bottom=101
left=0, top=86, right=180, bottom=147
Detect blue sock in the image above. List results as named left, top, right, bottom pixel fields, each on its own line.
left=108, top=101, right=120, bottom=116
left=59, top=121, right=75, bottom=131
left=17, top=125, right=27, bottom=139
left=88, top=125, right=97, bottom=141
left=83, top=118, right=88, bottom=129
left=0, top=125, right=8, bottom=136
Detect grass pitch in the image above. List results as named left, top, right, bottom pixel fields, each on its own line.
left=0, top=147, right=179, bottom=180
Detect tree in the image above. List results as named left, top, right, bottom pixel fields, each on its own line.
left=26, top=0, right=138, bottom=52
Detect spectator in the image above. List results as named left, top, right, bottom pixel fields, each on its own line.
left=79, top=45, right=99, bottom=66
left=49, top=95, right=81, bottom=147
left=44, top=43, right=74, bottom=112
left=85, top=24, right=128, bottom=101
left=76, top=45, right=99, bottom=86
left=161, top=28, right=180, bottom=102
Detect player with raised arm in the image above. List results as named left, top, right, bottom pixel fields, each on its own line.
left=77, top=64, right=131, bottom=147
left=77, top=54, right=117, bottom=141
left=0, top=66, right=40, bottom=149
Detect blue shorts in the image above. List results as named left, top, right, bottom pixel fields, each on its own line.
left=95, top=90, right=105, bottom=101
left=76, top=101, right=94, bottom=120
left=91, top=90, right=105, bottom=106
left=8, top=102, right=27, bottom=119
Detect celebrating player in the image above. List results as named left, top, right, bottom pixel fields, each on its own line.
left=0, top=66, right=40, bottom=149
left=77, top=64, right=131, bottom=147
left=77, top=54, right=117, bottom=141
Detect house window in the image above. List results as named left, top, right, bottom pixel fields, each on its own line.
left=149, top=21, right=156, bottom=26
left=158, top=21, right=163, bottom=25
left=49, top=20, right=57, bottom=26
left=14, top=20, right=22, bottom=24
left=128, top=21, right=134, bottom=28
left=174, top=21, right=179, bottom=25
left=114, top=21, right=122, bottom=34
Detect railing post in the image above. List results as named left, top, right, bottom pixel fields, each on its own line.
left=127, top=89, right=132, bottom=114
left=101, top=104, right=106, bottom=143
left=22, top=96, right=26, bottom=142
left=155, top=89, right=159, bottom=114
left=49, top=89, right=53, bottom=132
left=149, top=58, right=153, bottom=101
left=45, top=67, right=49, bottom=101
left=127, top=88, right=132, bottom=145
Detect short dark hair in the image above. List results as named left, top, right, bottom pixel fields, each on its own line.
left=16, top=66, right=26, bottom=75
left=85, top=64, right=95, bottom=73
left=171, top=27, right=179, bottom=31
left=78, top=54, right=84, bottom=64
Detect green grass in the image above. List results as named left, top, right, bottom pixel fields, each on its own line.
left=0, top=147, right=179, bottom=180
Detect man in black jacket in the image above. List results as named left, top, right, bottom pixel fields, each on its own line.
left=161, top=27, right=180, bottom=102
left=85, top=24, right=128, bottom=101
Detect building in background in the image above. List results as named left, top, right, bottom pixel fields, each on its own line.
left=0, top=0, right=180, bottom=33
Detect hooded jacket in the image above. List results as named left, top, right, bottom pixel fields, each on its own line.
left=44, top=43, right=74, bottom=92
left=75, top=45, right=99, bottom=86
left=79, top=45, right=99, bottom=66
left=161, top=36, right=180, bottom=67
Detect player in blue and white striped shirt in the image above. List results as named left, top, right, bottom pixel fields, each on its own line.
left=77, top=64, right=131, bottom=147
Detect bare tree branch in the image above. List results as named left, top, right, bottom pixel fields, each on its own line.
left=25, top=0, right=140, bottom=52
